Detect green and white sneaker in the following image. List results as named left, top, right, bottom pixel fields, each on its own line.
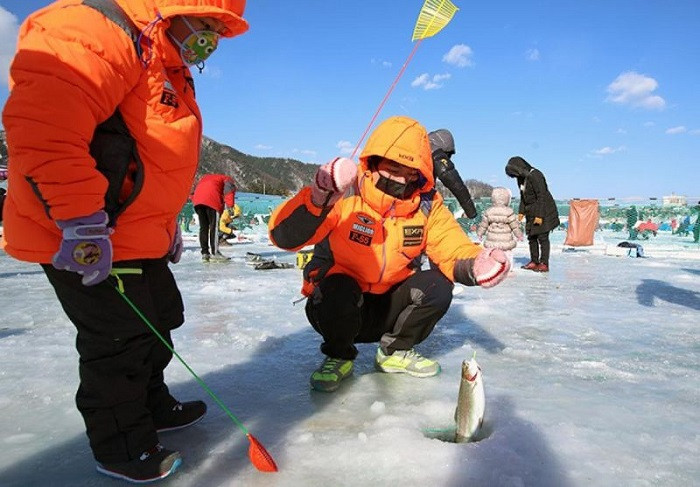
left=310, top=357, right=353, bottom=392
left=375, top=347, right=441, bottom=377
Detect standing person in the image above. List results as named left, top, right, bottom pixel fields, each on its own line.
left=0, top=166, right=7, bottom=226
left=177, top=200, right=195, bottom=233
left=476, top=187, right=523, bottom=271
left=626, top=205, right=639, bottom=240
left=192, top=173, right=236, bottom=261
left=692, top=201, right=700, bottom=243
left=428, top=129, right=477, bottom=219
left=269, top=116, right=511, bottom=393
left=505, top=156, right=560, bottom=272
left=0, top=187, right=6, bottom=224
left=1, top=0, right=249, bottom=483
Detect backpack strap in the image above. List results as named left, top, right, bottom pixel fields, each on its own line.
left=82, top=0, right=140, bottom=51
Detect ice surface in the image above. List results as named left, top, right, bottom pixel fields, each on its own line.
left=0, top=228, right=698, bottom=486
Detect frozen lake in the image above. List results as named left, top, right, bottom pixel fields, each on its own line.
left=0, top=228, right=698, bottom=486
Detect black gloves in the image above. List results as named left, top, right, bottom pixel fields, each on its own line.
left=431, top=150, right=477, bottom=219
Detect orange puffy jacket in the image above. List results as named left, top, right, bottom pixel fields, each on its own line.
left=269, top=116, right=482, bottom=295
left=1, top=0, right=248, bottom=263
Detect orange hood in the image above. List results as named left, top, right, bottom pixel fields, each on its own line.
left=359, top=115, right=435, bottom=190
left=117, top=0, right=249, bottom=37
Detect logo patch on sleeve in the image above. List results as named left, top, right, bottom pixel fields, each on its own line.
left=160, top=79, right=179, bottom=108
left=402, top=225, right=424, bottom=247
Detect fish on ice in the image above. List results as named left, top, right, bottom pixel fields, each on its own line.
left=454, top=356, right=485, bottom=443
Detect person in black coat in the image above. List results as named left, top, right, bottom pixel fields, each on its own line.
left=505, top=156, right=560, bottom=272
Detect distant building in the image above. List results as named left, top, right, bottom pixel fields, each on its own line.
left=662, top=194, right=687, bottom=206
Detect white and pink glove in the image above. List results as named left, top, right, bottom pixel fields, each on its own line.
left=311, top=157, right=357, bottom=207
left=472, top=248, right=510, bottom=287
left=454, top=247, right=510, bottom=288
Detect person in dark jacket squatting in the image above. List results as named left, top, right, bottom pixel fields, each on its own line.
left=268, top=116, right=511, bottom=393
left=505, top=156, right=560, bottom=272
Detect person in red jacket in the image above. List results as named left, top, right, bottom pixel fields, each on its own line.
left=269, top=116, right=510, bottom=393
left=1, top=0, right=249, bottom=482
left=191, top=173, right=237, bottom=261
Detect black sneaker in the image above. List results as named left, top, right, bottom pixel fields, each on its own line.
left=96, top=444, right=181, bottom=483
left=154, top=400, right=207, bottom=433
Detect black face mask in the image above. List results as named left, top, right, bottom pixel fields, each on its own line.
left=375, top=174, right=417, bottom=199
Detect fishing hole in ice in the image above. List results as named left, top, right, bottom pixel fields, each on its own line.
left=422, top=422, right=493, bottom=444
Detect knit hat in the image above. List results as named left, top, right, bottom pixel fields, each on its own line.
left=428, top=129, right=455, bottom=155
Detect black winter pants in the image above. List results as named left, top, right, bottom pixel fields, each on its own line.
left=305, top=270, right=453, bottom=360
left=528, top=232, right=551, bottom=265
left=42, top=258, right=184, bottom=463
left=194, top=204, right=218, bottom=255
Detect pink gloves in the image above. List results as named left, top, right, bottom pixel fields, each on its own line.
left=311, top=157, right=357, bottom=207
left=472, top=248, right=510, bottom=288
left=53, top=210, right=113, bottom=286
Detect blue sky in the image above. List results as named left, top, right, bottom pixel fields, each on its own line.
left=1, top=1, right=699, bottom=200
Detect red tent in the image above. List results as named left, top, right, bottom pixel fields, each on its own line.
left=637, top=220, right=659, bottom=232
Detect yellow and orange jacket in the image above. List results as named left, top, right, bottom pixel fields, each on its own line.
left=219, top=204, right=241, bottom=235
left=1, top=0, right=247, bottom=263
left=268, top=116, right=483, bottom=296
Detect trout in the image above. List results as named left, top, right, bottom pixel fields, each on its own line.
left=454, top=356, right=485, bottom=443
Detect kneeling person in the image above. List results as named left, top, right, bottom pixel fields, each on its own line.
left=268, top=116, right=509, bottom=392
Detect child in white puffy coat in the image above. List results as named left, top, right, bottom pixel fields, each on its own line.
left=476, top=187, right=523, bottom=271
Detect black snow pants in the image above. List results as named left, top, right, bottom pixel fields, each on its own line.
left=305, top=270, right=454, bottom=359
left=194, top=204, right=218, bottom=256
left=528, top=232, right=551, bottom=265
left=42, top=257, right=184, bottom=463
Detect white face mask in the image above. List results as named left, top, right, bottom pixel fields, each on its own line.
left=168, top=17, right=220, bottom=71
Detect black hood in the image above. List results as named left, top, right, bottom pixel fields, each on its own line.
left=505, top=156, right=533, bottom=178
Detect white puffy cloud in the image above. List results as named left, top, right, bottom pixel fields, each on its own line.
left=665, top=126, right=686, bottom=134
left=525, top=48, right=540, bottom=61
left=336, top=140, right=353, bottom=155
left=593, top=146, right=626, bottom=156
left=411, top=72, right=451, bottom=90
left=0, top=6, right=20, bottom=87
left=371, top=58, right=392, bottom=68
left=442, top=44, right=473, bottom=68
left=606, top=71, right=666, bottom=110
left=292, top=148, right=317, bottom=157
